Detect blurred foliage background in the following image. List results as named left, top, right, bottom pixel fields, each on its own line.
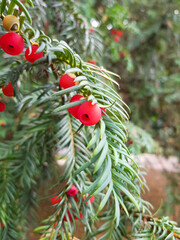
left=77, top=0, right=180, bottom=157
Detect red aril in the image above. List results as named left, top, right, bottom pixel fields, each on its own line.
left=63, top=210, right=73, bottom=222
left=2, top=82, right=14, bottom=97
left=25, top=44, right=43, bottom=63
left=117, top=30, right=123, bottom=37
left=88, top=60, right=96, bottom=65
left=120, top=51, right=125, bottom=57
left=51, top=194, right=62, bottom=205
left=0, top=32, right=24, bottom=55
left=0, top=102, right=6, bottom=112
left=77, top=101, right=101, bottom=126
left=111, top=29, right=117, bottom=35
left=59, top=73, right=76, bottom=89
left=68, top=94, right=84, bottom=118
left=66, top=185, right=78, bottom=197
left=114, top=35, right=119, bottom=42
left=83, top=195, right=95, bottom=204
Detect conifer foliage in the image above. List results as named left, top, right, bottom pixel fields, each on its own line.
left=0, top=1, right=180, bottom=239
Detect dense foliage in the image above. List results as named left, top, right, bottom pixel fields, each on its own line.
left=0, top=0, right=179, bottom=240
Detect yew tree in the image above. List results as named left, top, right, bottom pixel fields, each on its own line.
left=0, top=1, right=180, bottom=240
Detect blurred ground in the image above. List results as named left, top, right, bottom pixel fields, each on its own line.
left=28, top=154, right=180, bottom=240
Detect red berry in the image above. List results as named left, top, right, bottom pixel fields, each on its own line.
left=75, top=212, right=83, bottom=219
left=51, top=194, right=62, bottom=205
left=120, top=51, right=125, bottom=57
left=0, top=102, right=6, bottom=112
left=68, top=94, right=84, bottom=119
left=25, top=44, right=43, bottom=63
left=89, top=28, right=94, bottom=33
left=0, top=32, right=24, bottom=55
left=63, top=209, right=83, bottom=222
left=0, top=121, right=6, bottom=126
left=88, top=60, right=96, bottom=65
left=90, top=196, right=95, bottom=203
left=129, top=140, right=133, bottom=145
left=59, top=73, right=76, bottom=89
left=63, top=210, right=73, bottom=222
left=45, top=21, right=49, bottom=28
left=114, top=36, right=119, bottom=42
left=73, top=195, right=79, bottom=202
left=67, top=185, right=78, bottom=197
left=2, top=82, right=14, bottom=97
left=117, top=30, right=123, bottom=37
left=101, top=108, right=106, bottom=116
left=0, top=222, right=3, bottom=227
left=77, top=102, right=101, bottom=126
left=111, top=29, right=117, bottom=35
left=19, top=0, right=24, bottom=11
left=83, top=195, right=95, bottom=204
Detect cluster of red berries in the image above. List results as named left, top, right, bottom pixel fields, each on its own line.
left=51, top=185, right=94, bottom=222
left=0, top=14, right=104, bottom=126
left=110, top=28, right=126, bottom=57
left=0, top=14, right=44, bottom=115
left=0, top=13, right=43, bottom=59
left=111, top=29, right=123, bottom=42
left=59, top=73, right=106, bottom=126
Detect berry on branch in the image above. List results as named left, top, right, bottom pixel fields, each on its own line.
left=66, top=185, right=78, bottom=197
left=0, top=32, right=24, bottom=55
left=117, top=30, right=123, bottom=37
left=25, top=44, right=43, bottom=63
left=114, top=35, right=119, bottom=42
left=88, top=60, right=97, bottom=65
left=0, top=102, right=6, bottom=112
left=19, top=1, right=24, bottom=11
left=0, top=121, right=6, bottom=126
left=120, top=51, right=125, bottom=57
left=77, top=101, right=101, bottom=126
left=2, top=82, right=14, bottom=97
left=68, top=94, right=84, bottom=119
left=63, top=210, right=83, bottom=222
left=111, top=29, right=117, bottom=35
left=83, top=195, right=95, bottom=204
left=59, top=73, right=76, bottom=89
left=51, top=194, right=62, bottom=205
left=63, top=210, right=73, bottom=222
